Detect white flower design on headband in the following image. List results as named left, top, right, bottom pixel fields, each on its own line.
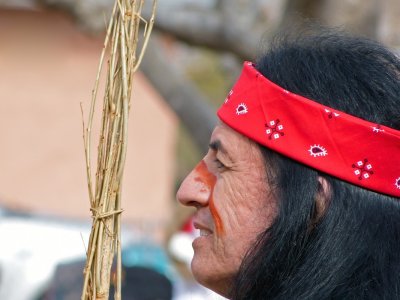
left=236, top=103, right=248, bottom=115
left=308, top=145, right=328, bottom=157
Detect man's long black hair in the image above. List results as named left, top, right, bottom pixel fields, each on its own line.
left=230, top=28, right=400, bottom=299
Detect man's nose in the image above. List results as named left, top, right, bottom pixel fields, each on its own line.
left=177, top=164, right=210, bottom=208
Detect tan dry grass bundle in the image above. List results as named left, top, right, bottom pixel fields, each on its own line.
left=80, top=1, right=157, bottom=299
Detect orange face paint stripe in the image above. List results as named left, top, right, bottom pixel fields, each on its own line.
left=194, top=160, right=225, bottom=235
left=209, top=196, right=224, bottom=235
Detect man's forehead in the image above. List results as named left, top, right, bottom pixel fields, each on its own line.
left=210, top=123, right=232, bottom=140
left=210, top=123, right=248, bottom=142
left=209, top=123, right=263, bottom=166
left=209, top=123, right=253, bottom=154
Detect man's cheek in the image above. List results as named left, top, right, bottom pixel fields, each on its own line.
left=214, top=188, right=244, bottom=230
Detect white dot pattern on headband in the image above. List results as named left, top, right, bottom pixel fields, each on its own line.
left=225, top=90, right=233, bottom=104
left=265, top=119, right=285, bottom=140
left=324, top=108, right=340, bottom=118
left=352, top=159, right=374, bottom=180
left=372, top=125, right=385, bottom=133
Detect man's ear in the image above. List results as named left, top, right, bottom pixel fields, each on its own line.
left=313, top=176, right=331, bottom=224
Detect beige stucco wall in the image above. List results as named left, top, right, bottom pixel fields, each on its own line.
left=0, top=9, right=177, bottom=227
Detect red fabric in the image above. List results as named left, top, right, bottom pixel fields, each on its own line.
left=181, top=216, right=194, bottom=233
left=217, top=62, right=400, bottom=198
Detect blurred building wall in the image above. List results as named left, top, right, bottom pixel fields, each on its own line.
left=0, top=9, right=177, bottom=228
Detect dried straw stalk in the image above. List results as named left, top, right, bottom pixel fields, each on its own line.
left=81, top=1, right=157, bottom=299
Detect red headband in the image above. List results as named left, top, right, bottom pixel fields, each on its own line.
left=217, top=62, right=400, bottom=198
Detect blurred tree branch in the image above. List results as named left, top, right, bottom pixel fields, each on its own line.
left=148, top=0, right=287, bottom=60
left=140, top=34, right=218, bottom=153
left=1, top=0, right=399, bottom=151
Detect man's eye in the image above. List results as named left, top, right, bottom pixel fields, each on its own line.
left=214, top=159, right=225, bottom=169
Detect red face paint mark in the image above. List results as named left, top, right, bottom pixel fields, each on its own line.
left=194, top=160, right=224, bottom=235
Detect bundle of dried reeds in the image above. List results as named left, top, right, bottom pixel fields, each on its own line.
left=80, top=1, right=157, bottom=299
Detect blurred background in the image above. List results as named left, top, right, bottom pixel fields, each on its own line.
left=0, top=0, right=399, bottom=299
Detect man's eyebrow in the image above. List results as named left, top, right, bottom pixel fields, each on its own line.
left=209, top=140, right=231, bottom=158
left=209, top=140, right=225, bottom=152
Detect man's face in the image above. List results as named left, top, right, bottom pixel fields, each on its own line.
left=177, top=123, right=277, bottom=296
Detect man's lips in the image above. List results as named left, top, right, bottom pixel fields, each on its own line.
left=193, top=221, right=213, bottom=237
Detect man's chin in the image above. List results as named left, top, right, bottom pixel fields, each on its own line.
left=191, top=259, right=232, bottom=297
